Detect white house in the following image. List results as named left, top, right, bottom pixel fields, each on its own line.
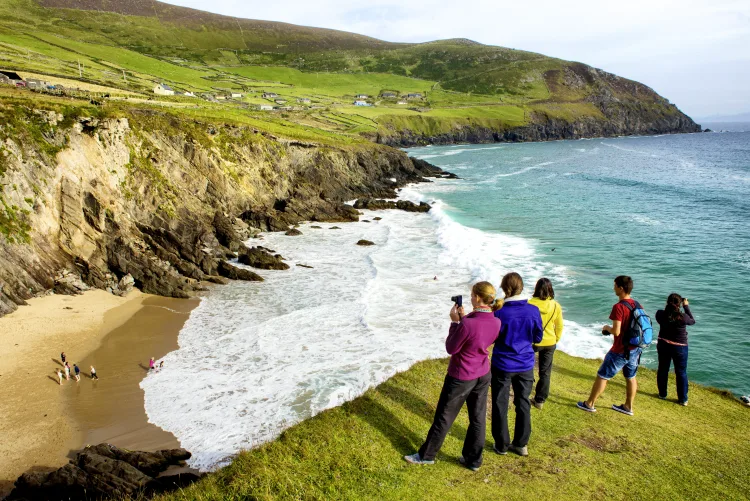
left=154, top=83, right=175, bottom=96
left=356, top=94, right=368, bottom=99
left=397, top=100, right=408, bottom=105
left=259, top=104, right=274, bottom=111
left=353, top=100, right=370, bottom=107
left=231, top=92, right=243, bottom=98
left=262, top=92, right=278, bottom=99
left=183, top=91, right=196, bottom=97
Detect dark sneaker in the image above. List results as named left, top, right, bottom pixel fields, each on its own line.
left=508, top=444, right=529, bottom=457
left=612, top=404, right=634, bottom=416
left=577, top=401, right=596, bottom=413
left=458, top=456, right=479, bottom=471
left=403, top=453, right=434, bottom=465
left=493, top=444, right=507, bottom=455
left=532, top=400, right=544, bottom=410
left=658, top=395, right=667, bottom=400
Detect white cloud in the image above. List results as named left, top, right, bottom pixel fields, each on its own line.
left=163, top=0, right=750, bottom=117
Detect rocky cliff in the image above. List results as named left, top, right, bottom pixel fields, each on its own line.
left=0, top=105, right=447, bottom=317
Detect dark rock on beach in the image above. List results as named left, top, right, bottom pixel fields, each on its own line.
left=7, top=444, right=198, bottom=501
left=353, top=199, right=431, bottom=213
left=238, top=246, right=290, bottom=270
left=356, top=240, right=375, bottom=246
left=217, top=260, right=264, bottom=282
left=285, top=228, right=303, bottom=236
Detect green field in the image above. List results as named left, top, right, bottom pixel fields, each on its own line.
left=156, top=352, right=750, bottom=501
left=0, top=0, right=691, bottom=143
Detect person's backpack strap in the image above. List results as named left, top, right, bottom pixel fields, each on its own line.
left=542, top=303, right=557, bottom=332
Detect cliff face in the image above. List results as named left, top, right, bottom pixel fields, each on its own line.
left=0, top=106, right=443, bottom=316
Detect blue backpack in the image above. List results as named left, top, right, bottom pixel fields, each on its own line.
left=621, top=300, right=653, bottom=356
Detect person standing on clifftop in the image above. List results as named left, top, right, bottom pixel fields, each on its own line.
left=656, top=294, right=695, bottom=406
left=578, top=276, right=642, bottom=416
left=528, top=278, right=564, bottom=410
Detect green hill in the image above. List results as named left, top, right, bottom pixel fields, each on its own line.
left=0, top=0, right=700, bottom=145
left=155, top=353, right=749, bottom=501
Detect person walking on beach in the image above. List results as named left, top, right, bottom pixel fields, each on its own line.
left=64, top=362, right=71, bottom=381
left=656, top=294, right=695, bottom=406
left=73, top=363, right=81, bottom=382
left=159, top=360, right=164, bottom=371
left=491, top=272, right=543, bottom=457
left=149, top=357, right=155, bottom=371
left=404, top=282, right=501, bottom=471
left=578, top=276, right=642, bottom=416
left=90, top=366, right=99, bottom=380
left=60, top=351, right=66, bottom=364
left=56, top=369, right=63, bottom=385
left=528, top=278, right=564, bottom=410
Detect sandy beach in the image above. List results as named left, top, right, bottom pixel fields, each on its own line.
left=0, top=290, right=199, bottom=497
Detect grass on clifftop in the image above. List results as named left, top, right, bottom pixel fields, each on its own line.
left=157, top=352, right=749, bottom=501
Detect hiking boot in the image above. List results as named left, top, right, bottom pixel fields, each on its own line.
left=403, top=453, right=434, bottom=465
left=458, top=456, right=479, bottom=471
left=508, top=444, right=529, bottom=457
left=493, top=444, right=507, bottom=455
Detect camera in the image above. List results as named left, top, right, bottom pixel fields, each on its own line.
left=601, top=329, right=611, bottom=336
left=451, top=295, right=463, bottom=307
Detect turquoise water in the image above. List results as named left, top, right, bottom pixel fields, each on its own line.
left=407, top=128, right=750, bottom=396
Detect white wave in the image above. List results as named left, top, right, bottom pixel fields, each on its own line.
left=441, top=149, right=469, bottom=156
left=557, top=320, right=611, bottom=360
left=494, top=161, right=554, bottom=178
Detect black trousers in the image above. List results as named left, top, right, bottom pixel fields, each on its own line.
left=418, top=372, right=491, bottom=468
left=491, top=367, right=534, bottom=450
left=533, top=345, right=556, bottom=403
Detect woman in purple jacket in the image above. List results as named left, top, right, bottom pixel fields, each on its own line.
left=491, top=272, right=543, bottom=457
left=404, top=281, right=501, bottom=471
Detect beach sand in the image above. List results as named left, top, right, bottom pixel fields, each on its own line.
left=0, top=290, right=199, bottom=496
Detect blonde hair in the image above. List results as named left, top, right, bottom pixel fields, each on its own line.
left=492, top=272, right=524, bottom=311
left=472, top=281, right=496, bottom=306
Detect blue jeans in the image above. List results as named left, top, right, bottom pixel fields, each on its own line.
left=657, top=340, right=689, bottom=403
left=597, top=348, right=642, bottom=380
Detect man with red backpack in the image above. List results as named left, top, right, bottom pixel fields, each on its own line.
left=577, top=276, right=651, bottom=417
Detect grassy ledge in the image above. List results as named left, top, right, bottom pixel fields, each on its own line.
left=157, top=352, right=749, bottom=501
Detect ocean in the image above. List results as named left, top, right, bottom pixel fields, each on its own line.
left=141, top=126, right=750, bottom=470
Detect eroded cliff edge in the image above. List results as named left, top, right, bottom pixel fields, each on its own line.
left=0, top=105, right=446, bottom=316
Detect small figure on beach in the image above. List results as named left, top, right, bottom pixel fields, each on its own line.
left=159, top=360, right=164, bottom=370
left=149, top=357, right=155, bottom=371
left=56, top=369, right=63, bottom=385
left=73, top=364, right=81, bottom=382
left=433, top=276, right=438, bottom=281
left=90, top=366, right=99, bottom=380
left=64, top=362, right=71, bottom=380
left=60, top=351, right=66, bottom=364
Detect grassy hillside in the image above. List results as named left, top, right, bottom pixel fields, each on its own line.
left=0, top=0, right=699, bottom=144
left=156, top=352, right=749, bottom=501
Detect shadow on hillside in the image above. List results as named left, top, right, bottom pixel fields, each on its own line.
left=354, top=395, right=423, bottom=454
left=552, top=365, right=593, bottom=382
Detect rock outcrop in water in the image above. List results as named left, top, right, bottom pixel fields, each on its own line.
left=6, top=444, right=198, bottom=501
left=0, top=106, right=452, bottom=317
left=353, top=199, right=432, bottom=213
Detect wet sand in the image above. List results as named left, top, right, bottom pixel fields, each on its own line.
left=0, top=291, right=199, bottom=497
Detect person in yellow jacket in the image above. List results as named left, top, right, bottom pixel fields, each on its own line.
left=528, top=278, right=564, bottom=410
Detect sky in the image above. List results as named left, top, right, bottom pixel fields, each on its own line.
left=163, top=0, right=750, bottom=119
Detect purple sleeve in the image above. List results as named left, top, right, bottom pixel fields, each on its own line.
left=533, top=309, right=544, bottom=344
left=683, top=305, right=696, bottom=326
left=446, top=322, right=469, bottom=355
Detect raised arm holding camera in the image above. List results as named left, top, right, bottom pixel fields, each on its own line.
left=404, top=282, right=501, bottom=472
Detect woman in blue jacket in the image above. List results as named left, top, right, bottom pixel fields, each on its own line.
left=491, top=272, right=543, bottom=457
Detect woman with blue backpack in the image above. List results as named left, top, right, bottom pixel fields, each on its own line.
left=655, top=294, right=695, bottom=406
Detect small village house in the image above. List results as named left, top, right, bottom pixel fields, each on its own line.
left=154, top=83, right=175, bottom=96
left=380, top=91, right=397, bottom=98
left=183, top=91, right=196, bottom=97
left=275, top=99, right=288, bottom=104
left=259, top=105, right=274, bottom=111
left=231, top=92, right=243, bottom=98
left=406, top=92, right=423, bottom=99
left=297, top=98, right=311, bottom=104
left=0, top=70, right=24, bottom=85
left=353, top=100, right=370, bottom=107
left=397, top=100, right=408, bottom=105
left=262, top=92, right=278, bottom=99
left=216, top=95, right=227, bottom=100
left=25, top=78, right=48, bottom=89
left=356, top=94, right=368, bottom=99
